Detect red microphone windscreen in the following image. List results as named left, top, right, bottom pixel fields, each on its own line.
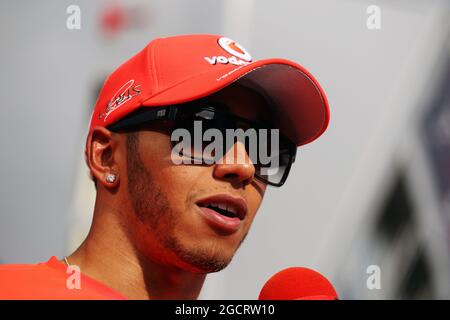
left=258, top=267, right=338, bottom=300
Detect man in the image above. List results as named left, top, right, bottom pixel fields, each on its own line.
left=0, top=34, right=329, bottom=299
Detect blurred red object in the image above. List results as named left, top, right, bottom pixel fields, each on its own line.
left=99, top=2, right=128, bottom=37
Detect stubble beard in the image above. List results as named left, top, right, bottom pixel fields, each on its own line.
left=125, top=132, right=240, bottom=273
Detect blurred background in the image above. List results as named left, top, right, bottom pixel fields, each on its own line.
left=1, top=0, right=450, bottom=299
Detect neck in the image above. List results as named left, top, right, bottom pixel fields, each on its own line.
left=68, top=204, right=206, bottom=300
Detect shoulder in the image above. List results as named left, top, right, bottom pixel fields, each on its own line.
left=0, top=256, right=126, bottom=300
left=0, top=256, right=68, bottom=299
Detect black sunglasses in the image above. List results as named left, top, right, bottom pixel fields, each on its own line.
left=108, top=102, right=297, bottom=187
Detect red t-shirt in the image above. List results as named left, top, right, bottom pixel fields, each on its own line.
left=0, top=256, right=127, bottom=300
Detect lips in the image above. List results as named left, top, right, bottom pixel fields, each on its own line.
left=196, top=194, right=248, bottom=233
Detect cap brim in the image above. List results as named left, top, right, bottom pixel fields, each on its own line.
left=143, top=58, right=330, bottom=146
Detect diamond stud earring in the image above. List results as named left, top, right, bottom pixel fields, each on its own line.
left=106, top=173, right=117, bottom=183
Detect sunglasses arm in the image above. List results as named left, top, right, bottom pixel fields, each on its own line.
left=108, top=105, right=178, bottom=131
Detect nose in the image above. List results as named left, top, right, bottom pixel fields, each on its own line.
left=213, top=141, right=256, bottom=186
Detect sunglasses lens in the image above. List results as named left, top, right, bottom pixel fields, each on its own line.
left=170, top=106, right=296, bottom=186
left=254, top=148, right=294, bottom=186
left=171, top=112, right=226, bottom=163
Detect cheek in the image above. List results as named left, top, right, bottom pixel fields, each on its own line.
left=137, top=130, right=210, bottom=213
left=246, top=183, right=266, bottom=221
left=153, top=164, right=209, bottom=211
left=154, top=163, right=266, bottom=220
left=137, top=130, right=267, bottom=226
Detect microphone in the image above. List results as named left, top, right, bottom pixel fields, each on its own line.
left=258, top=267, right=338, bottom=300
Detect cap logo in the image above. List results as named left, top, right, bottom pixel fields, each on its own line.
left=204, top=37, right=252, bottom=67
left=99, top=79, right=141, bottom=121
left=218, top=37, right=252, bottom=62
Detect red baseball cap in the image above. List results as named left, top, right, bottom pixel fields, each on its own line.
left=88, top=34, right=330, bottom=146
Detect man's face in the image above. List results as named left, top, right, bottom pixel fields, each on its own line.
left=121, top=84, right=271, bottom=273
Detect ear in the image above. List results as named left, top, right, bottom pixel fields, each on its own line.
left=85, top=126, right=121, bottom=188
